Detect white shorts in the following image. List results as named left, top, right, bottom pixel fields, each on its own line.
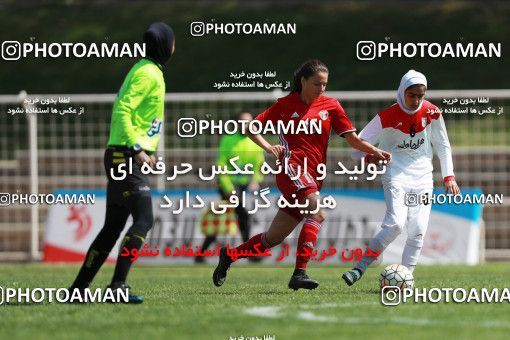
left=382, top=180, right=433, bottom=239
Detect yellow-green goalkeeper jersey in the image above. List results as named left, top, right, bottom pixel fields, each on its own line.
left=217, top=133, right=265, bottom=194
left=107, top=58, right=165, bottom=152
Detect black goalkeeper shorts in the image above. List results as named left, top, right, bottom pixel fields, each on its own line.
left=104, top=146, right=152, bottom=207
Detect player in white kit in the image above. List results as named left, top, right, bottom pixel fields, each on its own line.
left=342, top=70, right=460, bottom=286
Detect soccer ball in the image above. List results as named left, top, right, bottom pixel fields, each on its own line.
left=380, top=264, right=414, bottom=289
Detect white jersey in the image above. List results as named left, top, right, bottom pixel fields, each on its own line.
left=353, top=100, right=455, bottom=185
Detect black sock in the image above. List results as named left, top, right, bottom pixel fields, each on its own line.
left=293, top=268, right=306, bottom=276
left=71, top=201, right=131, bottom=289
left=201, top=235, right=216, bottom=251
left=111, top=233, right=145, bottom=284
left=71, top=248, right=110, bottom=289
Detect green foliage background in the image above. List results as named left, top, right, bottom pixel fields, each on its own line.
left=0, top=0, right=509, bottom=94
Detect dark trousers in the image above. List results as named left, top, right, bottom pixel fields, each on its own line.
left=71, top=147, right=154, bottom=288
left=200, top=184, right=250, bottom=251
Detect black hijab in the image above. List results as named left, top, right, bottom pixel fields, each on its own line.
left=143, top=22, right=175, bottom=65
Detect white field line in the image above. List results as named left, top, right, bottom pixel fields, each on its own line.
left=243, top=306, right=282, bottom=318
left=242, top=304, right=510, bottom=329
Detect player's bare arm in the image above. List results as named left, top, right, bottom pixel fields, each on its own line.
left=344, top=132, right=391, bottom=162
left=248, top=133, right=285, bottom=159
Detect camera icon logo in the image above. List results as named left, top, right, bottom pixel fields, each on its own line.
left=177, top=118, right=197, bottom=138
left=1, top=41, right=21, bottom=61
left=0, top=193, right=11, bottom=206
left=190, top=22, right=206, bottom=37
left=381, top=286, right=401, bottom=306
left=404, top=193, right=419, bottom=207
left=356, top=41, right=376, bottom=61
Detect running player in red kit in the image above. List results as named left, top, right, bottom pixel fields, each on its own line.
left=213, top=60, right=391, bottom=290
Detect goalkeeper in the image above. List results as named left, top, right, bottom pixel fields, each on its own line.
left=196, top=112, right=265, bottom=262
left=70, top=22, right=175, bottom=303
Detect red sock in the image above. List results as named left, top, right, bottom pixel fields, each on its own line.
left=295, top=219, right=321, bottom=270
left=231, top=233, right=271, bottom=261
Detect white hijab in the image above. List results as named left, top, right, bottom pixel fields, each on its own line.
left=396, top=70, right=427, bottom=114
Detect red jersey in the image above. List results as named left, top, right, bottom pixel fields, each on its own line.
left=256, top=92, right=356, bottom=179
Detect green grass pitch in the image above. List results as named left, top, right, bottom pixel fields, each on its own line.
left=0, top=263, right=509, bottom=339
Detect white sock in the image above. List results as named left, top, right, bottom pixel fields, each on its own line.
left=356, top=225, right=401, bottom=273
left=402, top=238, right=422, bottom=273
